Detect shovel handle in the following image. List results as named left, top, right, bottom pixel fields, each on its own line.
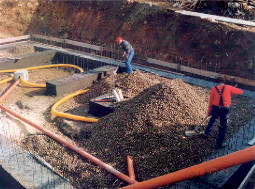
left=195, top=115, right=210, bottom=131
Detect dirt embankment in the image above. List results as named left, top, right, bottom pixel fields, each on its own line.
left=0, top=0, right=255, bottom=80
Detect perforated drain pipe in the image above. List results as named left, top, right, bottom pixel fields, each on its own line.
left=0, top=104, right=137, bottom=185
left=119, top=145, right=255, bottom=189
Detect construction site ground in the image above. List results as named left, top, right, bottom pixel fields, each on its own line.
left=0, top=0, right=255, bottom=188
left=0, top=45, right=254, bottom=188
left=0, top=0, right=255, bottom=80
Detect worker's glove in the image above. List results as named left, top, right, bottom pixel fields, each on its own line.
left=112, top=70, right=117, bottom=76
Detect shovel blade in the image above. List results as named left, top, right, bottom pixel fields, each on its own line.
left=185, top=130, right=199, bottom=137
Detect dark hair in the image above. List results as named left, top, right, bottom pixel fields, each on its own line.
left=216, top=76, right=225, bottom=84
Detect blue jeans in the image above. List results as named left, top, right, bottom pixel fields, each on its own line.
left=125, top=51, right=134, bottom=74
left=205, top=105, right=230, bottom=146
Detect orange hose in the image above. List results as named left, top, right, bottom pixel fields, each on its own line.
left=120, top=146, right=255, bottom=189
left=0, top=104, right=137, bottom=185
left=127, top=155, right=136, bottom=181
left=0, top=79, right=20, bottom=103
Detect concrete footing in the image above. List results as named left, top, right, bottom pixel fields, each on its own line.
left=46, top=66, right=116, bottom=96
left=0, top=50, right=57, bottom=70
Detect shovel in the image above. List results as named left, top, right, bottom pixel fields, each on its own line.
left=112, top=57, right=125, bottom=90
left=185, top=115, right=210, bottom=137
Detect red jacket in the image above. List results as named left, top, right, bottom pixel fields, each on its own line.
left=207, top=84, right=243, bottom=115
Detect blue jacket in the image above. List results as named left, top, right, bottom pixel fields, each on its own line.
left=121, top=40, right=134, bottom=55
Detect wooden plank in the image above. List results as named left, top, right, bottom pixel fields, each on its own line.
left=180, top=65, right=219, bottom=79
left=147, top=58, right=178, bottom=69
left=64, top=39, right=101, bottom=51
left=219, top=73, right=255, bottom=87
left=31, top=34, right=101, bottom=51
left=176, top=10, right=255, bottom=27
left=32, top=34, right=64, bottom=43
left=147, top=58, right=255, bottom=87
left=0, top=35, right=30, bottom=44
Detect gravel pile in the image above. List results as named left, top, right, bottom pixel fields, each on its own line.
left=0, top=44, right=35, bottom=58
left=10, top=44, right=35, bottom=56
left=22, top=70, right=255, bottom=189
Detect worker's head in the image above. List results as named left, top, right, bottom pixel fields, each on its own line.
left=116, top=37, right=122, bottom=44
left=216, top=76, right=225, bottom=84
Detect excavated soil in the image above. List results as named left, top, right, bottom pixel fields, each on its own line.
left=0, top=0, right=255, bottom=80
left=0, top=1, right=255, bottom=188
left=17, top=70, right=255, bottom=189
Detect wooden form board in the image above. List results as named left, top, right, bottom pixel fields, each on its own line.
left=0, top=35, right=30, bottom=44
left=31, top=34, right=101, bottom=51
left=176, top=10, right=255, bottom=27
left=29, top=34, right=255, bottom=87
left=32, top=34, right=64, bottom=43
left=147, top=58, right=218, bottom=79
left=219, top=73, right=255, bottom=87
left=147, top=58, right=255, bottom=87
left=147, top=58, right=178, bottom=70
left=64, top=39, right=101, bottom=51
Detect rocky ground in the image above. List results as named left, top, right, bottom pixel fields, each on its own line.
left=0, top=0, right=255, bottom=80
left=0, top=1, right=255, bottom=188
left=16, top=70, right=255, bottom=189
left=0, top=47, right=254, bottom=188
left=171, top=0, right=255, bottom=21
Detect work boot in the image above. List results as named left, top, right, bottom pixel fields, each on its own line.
left=214, top=143, right=227, bottom=149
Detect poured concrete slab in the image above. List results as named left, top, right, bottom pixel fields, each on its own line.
left=46, top=66, right=116, bottom=96
left=0, top=50, right=57, bottom=70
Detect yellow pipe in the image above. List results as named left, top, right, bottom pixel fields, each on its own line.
left=0, top=77, right=14, bottom=85
left=0, top=64, right=83, bottom=88
left=51, top=89, right=98, bottom=122
left=20, top=76, right=46, bottom=88
left=0, top=64, right=84, bottom=73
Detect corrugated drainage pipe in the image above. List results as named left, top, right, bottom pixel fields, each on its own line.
left=119, top=145, right=255, bottom=189
left=51, top=89, right=98, bottom=122
left=0, top=77, right=14, bottom=85
left=0, top=104, right=137, bottom=185
left=0, top=64, right=84, bottom=73
left=20, top=76, right=46, bottom=88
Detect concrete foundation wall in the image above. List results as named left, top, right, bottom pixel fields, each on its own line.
left=0, top=50, right=57, bottom=70
left=46, top=66, right=116, bottom=96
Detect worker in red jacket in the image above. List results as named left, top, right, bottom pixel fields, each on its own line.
left=202, top=77, right=243, bottom=149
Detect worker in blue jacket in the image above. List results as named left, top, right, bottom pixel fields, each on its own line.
left=116, top=37, right=134, bottom=74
